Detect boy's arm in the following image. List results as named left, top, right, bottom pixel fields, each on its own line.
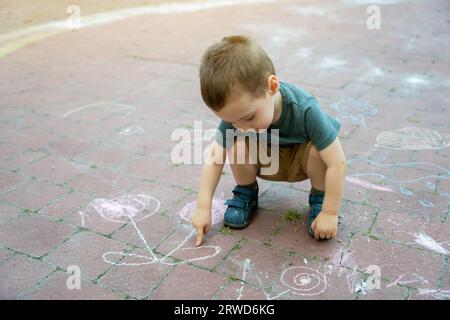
left=311, top=137, right=347, bottom=240
left=193, top=140, right=227, bottom=246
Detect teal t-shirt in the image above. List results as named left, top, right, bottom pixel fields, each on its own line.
left=214, top=81, right=341, bottom=151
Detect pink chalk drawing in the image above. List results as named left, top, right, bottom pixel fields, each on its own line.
left=346, top=158, right=450, bottom=209
left=79, top=194, right=221, bottom=266
left=178, top=193, right=227, bottom=228
left=345, top=176, right=394, bottom=192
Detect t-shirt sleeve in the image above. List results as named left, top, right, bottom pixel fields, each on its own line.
left=215, top=120, right=236, bottom=149
left=304, top=98, right=341, bottom=151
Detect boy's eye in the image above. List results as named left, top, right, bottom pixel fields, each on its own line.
left=246, top=115, right=254, bottom=121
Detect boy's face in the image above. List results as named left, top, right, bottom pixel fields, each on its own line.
left=214, top=77, right=279, bottom=133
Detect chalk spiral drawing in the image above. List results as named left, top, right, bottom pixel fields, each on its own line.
left=375, top=127, right=450, bottom=151
left=280, top=266, right=328, bottom=296
left=231, top=248, right=380, bottom=299
left=79, top=194, right=221, bottom=266
left=330, top=97, right=378, bottom=127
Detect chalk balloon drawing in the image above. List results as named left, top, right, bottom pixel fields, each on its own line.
left=375, top=127, right=450, bottom=151
left=178, top=194, right=227, bottom=228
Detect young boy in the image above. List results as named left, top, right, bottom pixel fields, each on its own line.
left=192, top=35, right=347, bottom=246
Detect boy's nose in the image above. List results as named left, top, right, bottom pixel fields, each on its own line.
left=237, top=127, right=255, bottom=133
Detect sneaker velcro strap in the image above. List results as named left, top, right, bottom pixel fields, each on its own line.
left=224, top=199, right=247, bottom=209
left=232, top=185, right=257, bottom=198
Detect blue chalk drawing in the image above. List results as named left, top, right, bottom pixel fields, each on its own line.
left=419, top=200, right=435, bottom=208
left=400, top=188, right=414, bottom=196
left=330, top=97, right=378, bottom=128
left=427, top=182, right=436, bottom=190
left=347, top=158, right=450, bottom=211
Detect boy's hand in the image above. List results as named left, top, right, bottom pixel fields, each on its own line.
left=192, top=207, right=211, bottom=246
left=311, top=211, right=338, bottom=240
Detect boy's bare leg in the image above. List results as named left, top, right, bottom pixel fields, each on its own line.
left=228, top=138, right=258, bottom=186
left=305, top=144, right=327, bottom=191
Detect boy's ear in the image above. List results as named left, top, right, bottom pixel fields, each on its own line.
left=267, top=75, right=279, bottom=95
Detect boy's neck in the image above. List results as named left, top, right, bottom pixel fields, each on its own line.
left=271, top=91, right=283, bottom=125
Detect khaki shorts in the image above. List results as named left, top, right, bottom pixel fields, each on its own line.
left=242, top=138, right=313, bottom=183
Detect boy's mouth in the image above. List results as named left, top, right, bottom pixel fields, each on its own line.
left=238, top=128, right=267, bottom=134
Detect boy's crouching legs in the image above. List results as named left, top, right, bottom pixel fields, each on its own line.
left=304, top=144, right=328, bottom=238
left=223, top=138, right=259, bottom=229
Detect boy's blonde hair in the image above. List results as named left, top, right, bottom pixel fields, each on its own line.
left=199, top=35, right=276, bottom=111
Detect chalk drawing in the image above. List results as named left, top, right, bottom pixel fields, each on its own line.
left=440, top=192, right=450, bottom=199
left=347, top=158, right=450, bottom=209
left=330, top=97, right=378, bottom=127
left=404, top=76, right=430, bottom=86
left=118, top=125, right=146, bottom=136
left=0, top=0, right=278, bottom=59
left=418, top=200, right=434, bottom=208
left=295, top=47, right=314, bottom=59
left=417, top=289, right=450, bottom=300
left=386, top=272, right=430, bottom=288
left=375, top=127, right=450, bottom=151
left=426, top=182, right=436, bottom=191
left=63, top=102, right=136, bottom=119
left=280, top=266, right=328, bottom=296
left=399, top=187, right=414, bottom=196
left=317, top=56, right=347, bottom=69
left=412, top=233, right=448, bottom=256
left=79, top=194, right=221, bottom=266
left=178, top=194, right=226, bottom=228
left=346, top=176, right=394, bottom=192
left=237, top=258, right=252, bottom=300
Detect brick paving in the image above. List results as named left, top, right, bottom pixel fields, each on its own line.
left=0, top=0, right=449, bottom=300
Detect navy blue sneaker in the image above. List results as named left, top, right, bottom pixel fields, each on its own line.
left=308, top=193, right=325, bottom=237
left=223, top=184, right=258, bottom=229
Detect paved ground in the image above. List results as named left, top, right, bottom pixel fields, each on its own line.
left=0, top=0, right=449, bottom=300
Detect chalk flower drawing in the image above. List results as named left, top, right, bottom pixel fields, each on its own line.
left=80, top=194, right=220, bottom=266
left=375, top=127, right=450, bottom=150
